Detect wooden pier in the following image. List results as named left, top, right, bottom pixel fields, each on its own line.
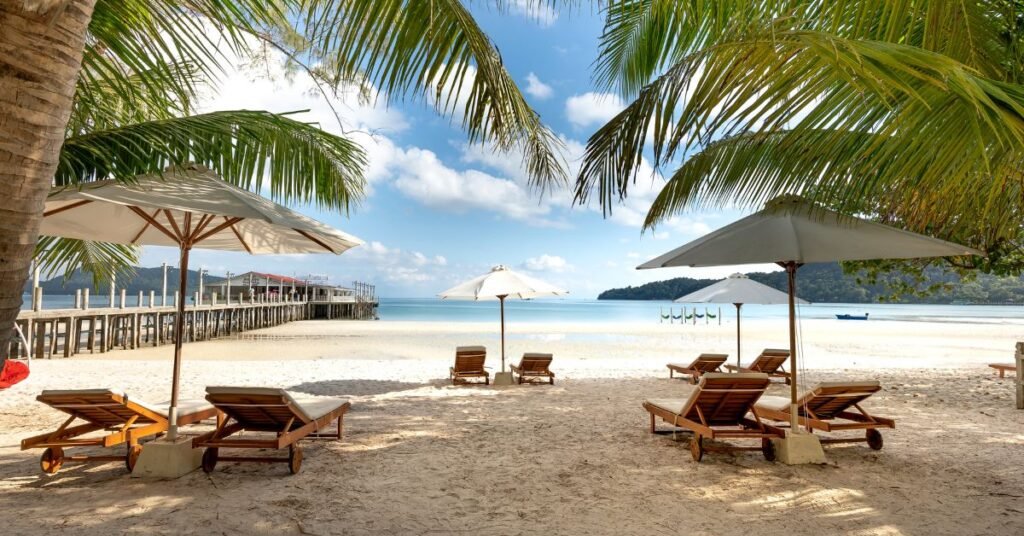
left=7, top=295, right=378, bottom=360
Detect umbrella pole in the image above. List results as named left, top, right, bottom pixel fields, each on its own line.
left=734, top=303, right=742, bottom=366
left=499, top=295, right=507, bottom=372
left=167, top=244, right=190, bottom=440
left=785, top=262, right=799, bottom=431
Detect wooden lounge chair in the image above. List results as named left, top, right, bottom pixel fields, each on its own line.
left=192, top=387, right=350, bottom=474
left=450, top=346, right=489, bottom=385
left=20, top=388, right=217, bottom=474
left=667, top=353, right=727, bottom=382
left=724, top=348, right=791, bottom=384
left=642, top=373, right=784, bottom=461
left=754, top=381, right=895, bottom=450
left=510, top=352, right=555, bottom=384
left=989, top=363, right=1017, bottom=378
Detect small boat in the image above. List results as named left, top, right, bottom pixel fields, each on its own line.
left=836, top=313, right=869, bottom=320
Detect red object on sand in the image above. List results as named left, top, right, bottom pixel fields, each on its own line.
left=0, top=360, right=29, bottom=389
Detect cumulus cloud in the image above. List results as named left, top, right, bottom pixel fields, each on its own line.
left=522, top=254, right=573, bottom=273
left=510, top=0, right=558, bottom=27
left=524, top=72, right=553, bottom=100
left=565, top=92, right=625, bottom=128
left=343, top=240, right=449, bottom=284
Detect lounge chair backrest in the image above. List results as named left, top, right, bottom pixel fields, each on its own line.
left=798, top=381, right=881, bottom=419
left=205, top=387, right=311, bottom=428
left=454, top=346, right=487, bottom=372
left=518, top=352, right=553, bottom=372
left=748, top=349, right=790, bottom=373
left=689, top=353, right=727, bottom=372
left=37, top=389, right=166, bottom=426
left=680, top=373, right=770, bottom=425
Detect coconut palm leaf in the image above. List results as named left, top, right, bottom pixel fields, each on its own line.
left=58, top=110, right=367, bottom=212
left=33, top=236, right=140, bottom=288
left=303, top=0, right=568, bottom=190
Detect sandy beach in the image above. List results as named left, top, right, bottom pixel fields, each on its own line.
left=1, top=318, right=1022, bottom=535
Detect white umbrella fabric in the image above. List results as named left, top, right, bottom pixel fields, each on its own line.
left=640, top=196, right=982, bottom=428
left=439, top=265, right=567, bottom=372
left=41, top=166, right=363, bottom=437
left=675, top=273, right=808, bottom=366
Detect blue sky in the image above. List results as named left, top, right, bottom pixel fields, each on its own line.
left=137, top=5, right=779, bottom=297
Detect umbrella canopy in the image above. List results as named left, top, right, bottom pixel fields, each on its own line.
left=640, top=196, right=982, bottom=429
left=439, top=265, right=568, bottom=371
left=41, top=166, right=362, bottom=437
left=675, top=273, right=808, bottom=365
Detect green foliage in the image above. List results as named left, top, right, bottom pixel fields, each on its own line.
left=576, top=1, right=1024, bottom=278
left=26, top=266, right=220, bottom=296
left=598, top=263, right=1024, bottom=304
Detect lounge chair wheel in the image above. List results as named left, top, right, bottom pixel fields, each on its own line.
left=125, top=444, right=143, bottom=472
left=761, top=438, right=776, bottom=461
left=866, top=429, right=883, bottom=450
left=201, top=448, right=219, bottom=473
left=40, top=447, right=64, bottom=474
left=690, top=436, right=704, bottom=462
left=288, top=445, right=303, bottom=475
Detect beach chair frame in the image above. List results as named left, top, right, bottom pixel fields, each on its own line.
left=450, top=346, right=489, bottom=385
left=643, top=374, right=784, bottom=462
left=192, top=391, right=350, bottom=474
left=756, top=383, right=895, bottom=450
left=667, top=353, right=728, bottom=383
left=724, top=349, right=791, bottom=384
left=989, top=363, right=1016, bottom=378
left=20, top=391, right=216, bottom=474
left=510, top=353, right=555, bottom=384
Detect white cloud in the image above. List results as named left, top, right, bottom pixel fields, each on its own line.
left=524, top=72, right=553, bottom=100
left=343, top=240, right=449, bottom=284
left=565, top=92, right=625, bottom=128
left=510, top=0, right=558, bottom=27
left=522, top=254, right=573, bottom=273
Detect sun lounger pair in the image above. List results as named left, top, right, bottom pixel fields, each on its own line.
left=725, top=348, right=791, bottom=384
left=23, top=387, right=350, bottom=475
left=643, top=375, right=895, bottom=461
left=20, top=389, right=218, bottom=474
left=450, top=346, right=555, bottom=385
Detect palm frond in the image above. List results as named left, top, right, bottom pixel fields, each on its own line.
left=34, top=236, right=139, bottom=288
left=58, top=110, right=367, bottom=212
left=303, top=0, right=568, bottom=190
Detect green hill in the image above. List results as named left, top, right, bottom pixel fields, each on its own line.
left=597, top=263, right=1024, bottom=304
left=26, top=267, right=223, bottom=295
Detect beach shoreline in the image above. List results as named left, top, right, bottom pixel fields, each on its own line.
left=1, top=319, right=1022, bottom=535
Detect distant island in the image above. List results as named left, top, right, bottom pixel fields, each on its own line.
left=597, top=263, right=1024, bottom=304
left=24, top=267, right=223, bottom=296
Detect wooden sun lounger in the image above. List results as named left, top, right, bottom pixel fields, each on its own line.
left=754, top=381, right=895, bottom=450
left=724, top=348, right=791, bottom=384
left=989, top=363, right=1017, bottom=378
left=667, top=353, right=728, bottom=383
left=510, top=352, right=555, bottom=384
left=642, top=373, right=784, bottom=461
left=192, top=387, right=351, bottom=474
left=20, top=389, right=218, bottom=474
left=450, top=346, right=489, bottom=385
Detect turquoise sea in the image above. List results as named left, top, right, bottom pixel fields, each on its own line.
left=21, top=294, right=1024, bottom=325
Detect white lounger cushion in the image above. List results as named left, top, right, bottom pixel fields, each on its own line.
left=522, top=352, right=552, bottom=359
left=205, top=386, right=348, bottom=422
left=39, top=389, right=213, bottom=419
left=645, top=398, right=691, bottom=415
left=456, top=345, right=486, bottom=352
left=754, top=395, right=791, bottom=412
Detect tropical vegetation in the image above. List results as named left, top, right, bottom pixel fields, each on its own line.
left=575, top=1, right=1024, bottom=281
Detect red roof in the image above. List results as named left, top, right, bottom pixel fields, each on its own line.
left=248, top=272, right=306, bottom=285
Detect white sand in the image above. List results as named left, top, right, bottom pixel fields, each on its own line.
left=1, top=318, right=1022, bottom=535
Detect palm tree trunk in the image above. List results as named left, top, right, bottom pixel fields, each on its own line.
left=0, top=1, right=97, bottom=366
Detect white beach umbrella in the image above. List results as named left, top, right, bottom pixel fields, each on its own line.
left=640, top=196, right=982, bottom=428
left=439, top=265, right=568, bottom=372
left=675, top=273, right=808, bottom=366
left=41, top=166, right=362, bottom=437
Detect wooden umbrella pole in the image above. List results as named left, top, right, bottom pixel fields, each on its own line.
left=167, top=244, right=190, bottom=439
left=499, top=295, right=507, bottom=372
left=734, top=303, right=742, bottom=366
left=786, top=262, right=799, bottom=431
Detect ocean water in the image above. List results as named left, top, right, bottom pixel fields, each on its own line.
left=21, top=294, right=1024, bottom=325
